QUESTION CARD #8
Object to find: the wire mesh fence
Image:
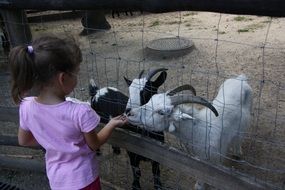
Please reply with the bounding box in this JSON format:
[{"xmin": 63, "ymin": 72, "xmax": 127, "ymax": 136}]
[{"xmin": 0, "ymin": 9, "xmax": 284, "ymax": 189}]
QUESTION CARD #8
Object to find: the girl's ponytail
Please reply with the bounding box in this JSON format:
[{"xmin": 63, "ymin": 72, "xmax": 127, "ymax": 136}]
[{"xmin": 10, "ymin": 45, "xmax": 36, "ymax": 104}]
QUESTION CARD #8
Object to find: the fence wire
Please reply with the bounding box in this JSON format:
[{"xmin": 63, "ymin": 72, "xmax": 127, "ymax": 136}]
[{"xmin": 0, "ymin": 10, "xmax": 284, "ymax": 189}]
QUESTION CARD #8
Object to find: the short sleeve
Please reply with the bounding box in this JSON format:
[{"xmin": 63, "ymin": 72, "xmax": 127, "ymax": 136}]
[
  {"xmin": 78, "ymin": 105, "xmax": 100, "ymax": 133},
  {"xmin": 19, "ymin": 102, "xmax": 30, "ymax": 131}
]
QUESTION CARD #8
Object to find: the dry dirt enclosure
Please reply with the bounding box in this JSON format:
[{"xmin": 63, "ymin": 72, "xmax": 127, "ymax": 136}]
[{"xmin": 0, "ymin": 10, "xmax": 285, "ymax": 189}]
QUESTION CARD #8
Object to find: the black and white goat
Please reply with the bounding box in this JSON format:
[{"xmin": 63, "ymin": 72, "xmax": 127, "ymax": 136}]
[
  {"xmin": 127, "ymin": 75, "xmax": 252, "ymax": 189},
  {"xmin": 89, "ymin": 68, "xmax": 168, "ymax": 190}
]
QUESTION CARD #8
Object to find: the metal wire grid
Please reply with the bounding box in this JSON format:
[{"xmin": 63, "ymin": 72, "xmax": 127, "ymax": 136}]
[{"xmin": 0, "ymin": 10, "xmax": 284, "ymax": 189}]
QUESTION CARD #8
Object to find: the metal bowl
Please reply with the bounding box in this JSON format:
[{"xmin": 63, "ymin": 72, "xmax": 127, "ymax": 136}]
[{"xmin": 147, "ymin": 37, "xmax": 194, "ymax": 53}]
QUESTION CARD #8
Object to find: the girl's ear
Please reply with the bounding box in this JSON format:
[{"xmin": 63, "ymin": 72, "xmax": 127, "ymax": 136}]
[{"xmin": 57, "ymin": 72, "xmax": 66, "ymax": 87}]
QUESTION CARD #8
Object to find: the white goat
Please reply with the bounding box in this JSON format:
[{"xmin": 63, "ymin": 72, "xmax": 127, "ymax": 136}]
[{"xmin": 127, "ymin": 75, "xmax": 252, "ymax": 189}]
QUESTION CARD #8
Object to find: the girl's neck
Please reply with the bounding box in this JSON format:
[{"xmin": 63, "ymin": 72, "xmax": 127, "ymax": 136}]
[{"xmin": 36, "ymin": 88, "xmax": 66, "ymax": 105}]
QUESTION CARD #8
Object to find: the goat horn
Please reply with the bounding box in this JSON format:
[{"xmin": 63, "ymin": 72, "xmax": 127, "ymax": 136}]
[
  {"xmin": 169, "ymin": 94, "xmax": 219, "ymax": 117},
  {"xmin": 166, "ymin": 84, "xmax": 197, "ymax": 96},
  {"xmin": 138, "ymin": 70, "xmax": 145, "ymax": 78},
  {"xmin": 146, "ymin": 68, "xmax": 168, "ymax": 81}
]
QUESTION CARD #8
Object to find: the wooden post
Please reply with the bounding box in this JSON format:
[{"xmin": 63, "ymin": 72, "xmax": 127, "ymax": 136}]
[
  {"xmin": 80, "ymin": 10, "xmax": 111, "ymax": 36},
  {"xmin": 0, "ymin": 9, "xmax": 32, "ymax": 47}
]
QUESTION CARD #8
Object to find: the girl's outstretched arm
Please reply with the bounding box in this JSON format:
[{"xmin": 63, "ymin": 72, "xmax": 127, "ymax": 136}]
[
  {"xmin": 84, "ymin": 115, "xmax": 128, "ymax": 151},
  {"xmin": 18, "ymin": 128, "xmax": 40, "ymax": 147}
]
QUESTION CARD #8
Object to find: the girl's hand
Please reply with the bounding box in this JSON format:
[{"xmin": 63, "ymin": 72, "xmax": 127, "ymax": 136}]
[
  {"xmin": 84, "ymin": 114, "xmax": 128, "ymax": 151},
  {"xmin": 109, "ymin": 115, "xmax": 128, "ymax": 128}
]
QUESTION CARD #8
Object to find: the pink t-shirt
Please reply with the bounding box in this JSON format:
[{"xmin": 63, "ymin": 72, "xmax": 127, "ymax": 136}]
[{"xmin": 19, "ymin": 97, "xmax": 100, "ymax": 190}]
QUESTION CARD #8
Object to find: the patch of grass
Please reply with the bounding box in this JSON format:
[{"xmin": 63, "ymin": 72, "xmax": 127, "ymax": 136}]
[
  {"xmin": 248, "ymin": 23, "xmax": 265, "ymax": 30},
  {"xmin": 213, "ymin": 29, "xmax": 226, "ymax": 34},
  {"xmin": 237, "ymin": 29, "xmax": 250, "ymax": 33},
  {"xmin": 149, "ymin": 20, "xmax": 160, "ymax": 27},
  {"xmin": 183, "ymin": 12, "xmax": 198, "ymax": 16},
  {"xmin": 233, "ymin": 16, "xmax": 253, "ymax": 22},
  {"xmin": 33, "ymin": 26, "xmax": 48, "ymax": 32},
  {"xmin": 165, "ymin": 21, "xmax": 180, "ymax": 25},
  {"xmin": 261, "ymin": 20, "xmax": 271, "ymax": 23},
  {"xmin": 238, "ymin": 23, "xmax": 265, "ymax": 33},
  {"xmin": 127, "ymin": 23, "xmax": 137, "ymax": 27}
]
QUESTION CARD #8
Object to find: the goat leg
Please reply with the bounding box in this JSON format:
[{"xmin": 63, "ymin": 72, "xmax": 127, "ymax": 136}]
[
  {"xmin": 152, "ymin": 161, "xmax": 162, "ymax": 190},
  {"xmin": 128, "ymin": 152, "xmax": 142, "ymax": 190}
]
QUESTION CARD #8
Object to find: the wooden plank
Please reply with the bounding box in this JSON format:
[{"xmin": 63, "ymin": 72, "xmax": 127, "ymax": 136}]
[
  {"xmin": 109, "ymin": 128, "xmax": 278, "ymax": 190},
  {"xmin": 0, "ymin": 135, "xmax": 44, "ymax": 150},
  {"xmin": 0, "ymin": 131, "xmax": 278, "ymax": 190},
  {"xmin": 1, "ymin": 0, "xmax": 285, "ymax": 17},
  {"xmin": 0, "ymin": 106, "xmax": 19, "ymax": 122},
  {"xmin": 27, "ymin": 10, "xmax": 83, "ymax": 23},
  {"xmin": 0, "ymin": 135, "xmax": 18, "ymax": 146},
  {"xmin": 0, "ymin": 155, "xmax": 46, "ymax": 173}
]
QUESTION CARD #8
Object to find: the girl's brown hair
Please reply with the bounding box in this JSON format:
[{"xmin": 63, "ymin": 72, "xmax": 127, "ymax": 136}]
[{"xmin": 9, "ymin": 35, "xmax": 82, "ymax": 104}]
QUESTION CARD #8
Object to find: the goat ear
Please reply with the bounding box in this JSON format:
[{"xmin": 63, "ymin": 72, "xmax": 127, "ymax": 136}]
[
  {"xmin": 152, "ymin": 71, "xmax": 167, "ymax": 87},
  {"xmin": 89, "ymin": 79, "xmax": 98, "ymax": 97},
  {"xmin": 172, "ymin": 109, "xmax": 194, "ymax": 121},
  {"xmin": 180, "ymin": 113, "xmax": 194, "ymax": 120},
  {"xmin": 124, "ymin": 76, "xmax": 132, "ymax": 86},
  {"xmin": 157, "ymin": 106, "xmax": 173, "ymax": 116}
]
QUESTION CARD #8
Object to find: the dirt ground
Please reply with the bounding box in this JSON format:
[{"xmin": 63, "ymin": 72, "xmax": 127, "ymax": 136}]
[{"xmin": 0, "ymin": 10, "xmax": 284, "ymax": 189}]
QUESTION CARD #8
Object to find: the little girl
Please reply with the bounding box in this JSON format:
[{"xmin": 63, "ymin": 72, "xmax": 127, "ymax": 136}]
[{"xmin": 9, "ymin": 35, "xmax": 128, "ymax": 190}]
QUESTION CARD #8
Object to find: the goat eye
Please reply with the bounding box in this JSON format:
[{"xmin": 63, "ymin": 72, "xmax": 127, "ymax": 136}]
[{"xmin": 157, "ymin": 110, "xmax": 165, "ymax": 115}]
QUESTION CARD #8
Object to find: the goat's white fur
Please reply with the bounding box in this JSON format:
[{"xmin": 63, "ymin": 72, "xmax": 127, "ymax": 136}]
[
  {"xmin": 65, "ymin": 97, "xmax": 90, "ymax": 105},
  {"xmin": 126, "ymin": 78, "xmax": 147, "ymax": 109},
  {"xmin": 127, "ymin": 75, "xmax": 252, "ymax": 189},
  {"xmin": 93, "ymin": 87, "xmax": 119, "ymax": 102}
]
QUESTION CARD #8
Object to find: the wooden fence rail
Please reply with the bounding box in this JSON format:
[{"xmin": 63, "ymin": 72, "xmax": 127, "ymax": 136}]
[
  {"xmin": 0, "ymin": 106, "xmax": 279, "ymax": 190},
  {"xmin": 1, "ymin": 0, "xmax": 285, "ymax": 17}
]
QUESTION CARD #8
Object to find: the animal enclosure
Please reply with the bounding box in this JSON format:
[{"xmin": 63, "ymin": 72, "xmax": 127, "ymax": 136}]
[{"xmin": 0, "ymin": 6, "xmax": 284, "ymax": 190}]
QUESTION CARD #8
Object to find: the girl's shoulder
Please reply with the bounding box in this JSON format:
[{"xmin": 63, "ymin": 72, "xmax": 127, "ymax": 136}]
[
  {"xmin": 20, "ymin": 96, "xmax": 36, "ymax": 105},
  {"xmin": 19, "ymin": 97, "xmax": 37, "ymax": 120},
  {"xmin": 65, "ymin": 99, "xmax": 100, "ymax": 129}
]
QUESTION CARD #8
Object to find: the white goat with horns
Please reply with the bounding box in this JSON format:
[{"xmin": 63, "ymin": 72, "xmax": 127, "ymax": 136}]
[{"xmin": 127, "ymin": 75, "xmax": 253, "ymax": 189}]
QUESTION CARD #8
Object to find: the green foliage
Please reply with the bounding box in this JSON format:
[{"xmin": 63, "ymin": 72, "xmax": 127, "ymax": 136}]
[
  {"xmin": 183, "ymin": 12, "xmax": 198, "ymax": 16},
  {"xmin": 233, "ymin": 16, "xmax": 253, "ymax": 22},
  {"xmin": 238, "ymin": 23, "xmax": 265, "ymax": 33},
  {"xmin": 238, "ymin": 29, "xmax": 249, "ymax": 33},
  {"xmin": 149, "ymin": 20, "xmax": 160, "ymax": 27}
]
